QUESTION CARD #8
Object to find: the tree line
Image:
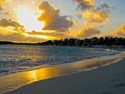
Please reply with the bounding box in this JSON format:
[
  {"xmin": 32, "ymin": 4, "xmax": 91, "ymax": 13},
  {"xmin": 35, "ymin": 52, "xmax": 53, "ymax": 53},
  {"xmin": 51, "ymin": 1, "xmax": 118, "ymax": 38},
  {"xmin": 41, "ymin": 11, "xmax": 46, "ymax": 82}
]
[
  {"xmin": 0, "ymin": 37, "xmax": 125, "ymax": 47},
  {"xmin": 38, "ymin": 37, "xmax": 125, "ymax": 47}
]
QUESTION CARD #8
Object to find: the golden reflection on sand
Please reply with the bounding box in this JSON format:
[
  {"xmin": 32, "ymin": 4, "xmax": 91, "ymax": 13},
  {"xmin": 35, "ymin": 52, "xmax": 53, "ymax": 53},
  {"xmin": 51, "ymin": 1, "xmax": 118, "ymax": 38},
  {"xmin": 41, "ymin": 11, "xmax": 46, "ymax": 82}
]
[
  {"xmin": 31, "ymin": 71, "xmax": 37, "ymax": 81},
  {"xmin": 0, "ymin": 52, "xmax": 124, "ymax": 94},
  {"xmin": 0, "ymin": 67, "xmax": 63, "ymax": 94},
  {"xmin": 27, "ymin": 67, "xmax": 60, "ymax": 82}
]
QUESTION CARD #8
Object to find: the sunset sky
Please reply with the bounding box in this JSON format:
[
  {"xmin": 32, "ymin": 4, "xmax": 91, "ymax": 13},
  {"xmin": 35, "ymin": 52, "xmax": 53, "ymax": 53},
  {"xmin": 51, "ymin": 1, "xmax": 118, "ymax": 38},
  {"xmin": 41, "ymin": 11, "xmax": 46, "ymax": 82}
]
[{"xmin": 0, "ymin": 0, "xmax": 124, "ymax": 42}]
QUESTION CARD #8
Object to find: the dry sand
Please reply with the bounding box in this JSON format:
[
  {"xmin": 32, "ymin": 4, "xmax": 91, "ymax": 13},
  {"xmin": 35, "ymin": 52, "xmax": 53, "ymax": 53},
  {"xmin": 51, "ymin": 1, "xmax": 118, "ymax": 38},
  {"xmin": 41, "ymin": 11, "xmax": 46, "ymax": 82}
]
[{"xmin": 5, "ymin": 58, "xmax": 125, "ymax": 94}]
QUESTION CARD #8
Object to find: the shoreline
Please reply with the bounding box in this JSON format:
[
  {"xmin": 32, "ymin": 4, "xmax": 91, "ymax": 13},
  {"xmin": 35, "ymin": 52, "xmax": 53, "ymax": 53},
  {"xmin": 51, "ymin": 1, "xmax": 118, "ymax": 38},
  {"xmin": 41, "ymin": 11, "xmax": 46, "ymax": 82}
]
[
  {"xmin": 0, "ymin": 51, "xmax": 124, "ymax": 94},
  {"xmin": 0, "ymin": 47, "xmax": 121, "ymax": 77},
  {"xmin": 5, "ymin": 58, "xmax": 125, "ymax": 94}
]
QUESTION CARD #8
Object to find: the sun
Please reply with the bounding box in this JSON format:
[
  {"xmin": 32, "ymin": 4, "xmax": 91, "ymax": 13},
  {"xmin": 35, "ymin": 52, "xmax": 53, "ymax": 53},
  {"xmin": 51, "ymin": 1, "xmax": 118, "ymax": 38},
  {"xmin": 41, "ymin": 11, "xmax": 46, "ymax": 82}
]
[
  {"xmin": 15, "ymin": 5, "xmax": 57, "ymax": 40},
  {"xmin": 16, "ymin": 5, "xmax": 45, "ymax": 32}
]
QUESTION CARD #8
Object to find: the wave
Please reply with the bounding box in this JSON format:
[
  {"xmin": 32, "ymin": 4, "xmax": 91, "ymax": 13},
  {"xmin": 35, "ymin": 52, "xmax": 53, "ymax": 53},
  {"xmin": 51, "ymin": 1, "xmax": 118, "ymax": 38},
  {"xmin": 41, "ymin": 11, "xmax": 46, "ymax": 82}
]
[
  {"xmin": 62, "ymin": 51, "xmax": 125, "ymax": 73},
  {"xmin": 0, "ymin": 51, "xmax": 124, "ymax": 94},
  {"xmin": 0, "ymin": 47, "xmax": 122, "ymax": 77}
]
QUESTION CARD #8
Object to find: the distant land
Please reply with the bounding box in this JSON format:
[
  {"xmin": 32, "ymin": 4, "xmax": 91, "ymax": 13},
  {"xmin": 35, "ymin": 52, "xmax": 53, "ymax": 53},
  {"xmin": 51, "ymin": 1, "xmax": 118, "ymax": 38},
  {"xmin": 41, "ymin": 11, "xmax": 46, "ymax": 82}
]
[{"xmin": 0, "ymin": 37, "xmax": 125, "ymax": 48}]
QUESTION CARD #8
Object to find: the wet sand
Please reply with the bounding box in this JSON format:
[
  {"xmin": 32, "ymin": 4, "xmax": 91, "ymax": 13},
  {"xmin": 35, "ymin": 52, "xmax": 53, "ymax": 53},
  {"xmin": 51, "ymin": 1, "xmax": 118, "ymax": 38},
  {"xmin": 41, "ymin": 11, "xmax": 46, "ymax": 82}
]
[{"xmin": 5, "ymin": 58, "xmax": 125, "ymax": 94}]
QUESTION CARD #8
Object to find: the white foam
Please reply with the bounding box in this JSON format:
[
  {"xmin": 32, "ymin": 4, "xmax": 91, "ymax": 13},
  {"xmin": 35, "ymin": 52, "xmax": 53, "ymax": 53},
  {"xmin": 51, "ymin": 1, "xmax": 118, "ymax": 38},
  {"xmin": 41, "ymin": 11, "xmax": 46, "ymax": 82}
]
[{"xmin": 58, "ymin": 51, "xmax": 125, "ymax": 73}]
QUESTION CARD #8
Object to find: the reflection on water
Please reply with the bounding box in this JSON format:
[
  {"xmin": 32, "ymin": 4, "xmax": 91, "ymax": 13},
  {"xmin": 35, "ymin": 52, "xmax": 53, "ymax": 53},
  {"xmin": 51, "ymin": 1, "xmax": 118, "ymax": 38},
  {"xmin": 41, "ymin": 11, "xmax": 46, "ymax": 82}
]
[
  {"xmin": 0, "ymin": 52, "xmax": 124, "ymax": 94},
  {"xmin": 0, "ymin": 45, "xmax": 120, "ymax": 77},
  {"xmin": 31, "ymin": 71, "xmax": 37, "ymax": 81},
  {"xmin": 27, "ymin": 67, "xmax": 61, "ymax": 83}
]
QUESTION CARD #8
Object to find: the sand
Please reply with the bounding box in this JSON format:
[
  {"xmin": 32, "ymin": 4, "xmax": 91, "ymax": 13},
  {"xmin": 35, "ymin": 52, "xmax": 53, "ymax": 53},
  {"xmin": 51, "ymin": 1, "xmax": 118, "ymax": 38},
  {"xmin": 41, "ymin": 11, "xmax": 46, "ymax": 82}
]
[{"xmin": 5, "ymin": 58, "xmax": 125, "ymax": 94}]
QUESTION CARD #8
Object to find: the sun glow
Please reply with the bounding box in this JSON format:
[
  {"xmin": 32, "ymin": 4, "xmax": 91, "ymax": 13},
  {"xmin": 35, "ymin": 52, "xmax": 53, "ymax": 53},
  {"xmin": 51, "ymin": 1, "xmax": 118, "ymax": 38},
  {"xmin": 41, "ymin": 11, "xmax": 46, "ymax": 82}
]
[
  {"xmin": 22, "ymin": 33, "xmax": 56, "ymax": 40},
  {"xmin": 16, "ymin": 5, "xmax": 45, "ymax": 32}
]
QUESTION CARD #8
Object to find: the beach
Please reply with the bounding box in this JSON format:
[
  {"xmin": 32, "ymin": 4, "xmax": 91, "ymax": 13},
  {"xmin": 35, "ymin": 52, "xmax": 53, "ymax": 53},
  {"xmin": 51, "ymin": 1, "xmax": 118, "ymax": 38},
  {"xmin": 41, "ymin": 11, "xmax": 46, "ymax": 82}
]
[
  {"xmin": 0, "ymin": 0, "xmax": 124, "ymax": 93},
  {"xmin": 5, "ymin": 55, "xmax": 125, "ymax": 94}
]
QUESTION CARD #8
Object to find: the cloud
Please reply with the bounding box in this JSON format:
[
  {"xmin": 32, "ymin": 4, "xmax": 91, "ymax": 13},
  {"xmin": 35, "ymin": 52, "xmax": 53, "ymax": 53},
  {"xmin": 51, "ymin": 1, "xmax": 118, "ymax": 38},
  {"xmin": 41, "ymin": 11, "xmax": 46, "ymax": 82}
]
[
  {"xmin": 0, "ymin": 18, "xmax": 22, "ymax": 27},
  {"xmin": 0, "ymin": 0, "xmax": 11, "ymax": 15},
  {"xmin": 0, "ymin": 18, "xmax": 25, "ymax": 32},
  {"xmin": 27, "ymin": 30, "xmax": 72, "ymax": 39},
  {"xmin": 81, "ymin": 9, "xmax": 108, "ymax": 23},
  {"xmin": 80, "ymin": 2, "xmax": 112, "ymax": 23},
  {"xmin": 74, "ymin": 0, "xmax": 95, "ymax": 11},
  {"xmin": 75, "ymin": 1, "xmax": 112, "ymax": 38},
  {"xmin": 113, "ymin": 24, "xmax": 125, "ymax": 37},
  {"xmin": 0, "ymin": 0, "xmax": 5, "ymax": 10},
  {"xmin": 77, "ymin": 25, "xmax": 100, "ymax": 38},
  {"xmin": 0, "ymin": 5, "xmax": 2, "ymax": 10},
  {"xmin": 38, "ymin": 1, "xmax": 74, "ymax": 32},
  {"xmin": 1, "ymin": 10, "xmax": 10, "ymax": 15},
  {"xmin": 0, "ymin": 33, "xmax": 46, "ymax": 42}
]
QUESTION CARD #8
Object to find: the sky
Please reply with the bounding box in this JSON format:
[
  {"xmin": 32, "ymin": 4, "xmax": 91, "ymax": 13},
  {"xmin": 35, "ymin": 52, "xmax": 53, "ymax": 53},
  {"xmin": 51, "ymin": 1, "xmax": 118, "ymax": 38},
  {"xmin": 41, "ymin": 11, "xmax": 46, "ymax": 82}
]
[{"xmin": 0, "ymin": 0, "xmax": 124, "ymax": 42}]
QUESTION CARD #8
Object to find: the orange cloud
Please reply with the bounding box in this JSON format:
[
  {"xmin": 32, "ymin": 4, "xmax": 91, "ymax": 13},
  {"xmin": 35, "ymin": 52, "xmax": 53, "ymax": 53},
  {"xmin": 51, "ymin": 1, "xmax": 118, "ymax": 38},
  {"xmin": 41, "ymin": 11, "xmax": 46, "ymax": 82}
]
[
  {"xmin": 77, "ymin": 25, "xmax": 100, "ymax": 38},
  {"xmin": 0, "ymin": 18, "xmax": 25, "ymax": 32},
  {"xmin": 81, "ymin": 9, "xmax": 109, "ymax": 23},
  {"xmin": 38, "ymin": 1, "xmax": 74, "ymax": 32},
  {"xmin": 81, "ymin": 2, "xmax": 112, "ymax": 23},
  {"xmin": 113, "ymin": 24, "xmax": 125, "ymax": 37},
  {"xmin": 0, "ymin": 0, "xmax": 5, "ymax": 10},
  {"xmin": 1, "ymin": 10, "xmax": 10, "ymax": 15},
  {"xmin": 74, "ymin": 0, "xmax": 95, "ymax": 11},
  {"xmin": 0, "ymin": 33, "xmax": 47, "ymax": 43},
  {"xmin": 27, "ymin": 30, "xmax": 72, "ymax": 39},
  {"xmin": 75, "ymin": 1, "xmax": 112, "ymax": 38},
  {"xmin": 0, "ymin": 18, "xmax": 22, "ymax": 27},
  {"xmin": 0, "ymin": 0, "xmax": 11, "ymax": 14}
]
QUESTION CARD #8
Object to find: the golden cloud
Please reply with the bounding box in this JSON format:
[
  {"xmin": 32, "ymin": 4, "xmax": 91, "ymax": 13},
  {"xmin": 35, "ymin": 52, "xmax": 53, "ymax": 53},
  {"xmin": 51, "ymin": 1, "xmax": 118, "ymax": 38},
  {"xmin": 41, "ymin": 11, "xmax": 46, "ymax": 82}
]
[
  {"xmin": 81, "ymin": 2, "xmax": 112, "ymax": 23},
  {"xmin": 0, "ymin": 0, "xmax": 5, "ymax": 10},
  {"xmin": 81, "ymin": 9, "xmax": 109, "ymax": 23},
  {"xmin": 0, "ymin": 18, "xmax": 22, "ymax": 27},
  {"xmin": 1, "ymin": 10, "xmax": 10, "ymax": 15},
  {"xmin": 113, "ymin": 24, "xmax": 125, "ymax": 37},
  {"xmin": 0, "ymin": 32, "xmax": 47, "ymax": 42},
  {"xmin": 77, "ymin": 25, "xmax": 100, "ymax": 38},
  {"xmin": 0, "ymin": 0, "xmax": 11, "ymax": 15},
  {"xmin": 75, "ymin": 1, "xmax": 112, "ymax": 38},
  {"xmin": 38, "ymin": 1, "xmax": 74, "ymax": 32},
  {"xmin": 0, "ymin": 18, "xmax": 25, "ymax": 32},
  {"xmin": 74, "ymin": 0, "xmax": 95, "ymax": 11},
  {"xmin": 27, "ymin": 30, "xmax": 72, "ymax": 39}
]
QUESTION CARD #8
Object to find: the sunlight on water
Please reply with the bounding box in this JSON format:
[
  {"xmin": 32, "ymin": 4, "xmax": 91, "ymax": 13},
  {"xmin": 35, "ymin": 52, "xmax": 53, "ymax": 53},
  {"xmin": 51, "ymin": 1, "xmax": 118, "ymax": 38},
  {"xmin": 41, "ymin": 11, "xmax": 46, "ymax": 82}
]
[
  {"xmin": 0, "ymin": 51, "xmax": 124, "ymax": 94},
  {"xmin": 0, "ymin": 45, "xmax": 120, "ymax": 77},
  {"xmin": 31, "ymin": 71, "xmax": 37, "ymax": 81}
]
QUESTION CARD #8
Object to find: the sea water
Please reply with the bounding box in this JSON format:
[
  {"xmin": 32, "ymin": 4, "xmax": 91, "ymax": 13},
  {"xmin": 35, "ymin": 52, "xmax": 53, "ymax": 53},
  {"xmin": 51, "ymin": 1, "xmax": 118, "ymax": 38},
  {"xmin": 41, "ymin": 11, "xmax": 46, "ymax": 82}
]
[{"xmin": 0, "ymin": 44, "xmax": 121, "ymax": 77}]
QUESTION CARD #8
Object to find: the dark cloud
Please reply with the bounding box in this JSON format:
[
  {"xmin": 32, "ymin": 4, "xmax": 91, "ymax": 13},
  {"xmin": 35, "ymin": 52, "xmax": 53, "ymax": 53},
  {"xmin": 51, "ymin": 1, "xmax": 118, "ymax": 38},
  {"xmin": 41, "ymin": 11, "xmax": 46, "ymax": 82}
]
[
  {"xmin": 74, "ymin": 0, "xmax": 95, "ymax": 11},
  {"xmin": 38, "ymin": 1, "xmax": 74, "ymax": 32},
  {"xmin": 77, "ymin": 25, "xmax": 100, "ymax": 38},
  {"xmin": 0, "ymin": 18, "xmax": 25, "ymax": 32},
  {"xmin": 0, "ymin": 18, "xmax": 21, "ymax": 27},
  {"xmin": 75, "ymin": 1, "xmax": 113, "ymax": 38}
]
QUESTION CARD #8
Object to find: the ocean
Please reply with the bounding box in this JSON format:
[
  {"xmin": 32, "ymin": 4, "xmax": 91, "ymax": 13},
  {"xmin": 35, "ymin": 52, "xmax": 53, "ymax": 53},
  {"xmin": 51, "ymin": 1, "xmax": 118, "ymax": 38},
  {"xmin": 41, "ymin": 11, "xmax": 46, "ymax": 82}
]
[{"xmin": 0, "ymin": 44, "xmax": 121, "ymax": 77}]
